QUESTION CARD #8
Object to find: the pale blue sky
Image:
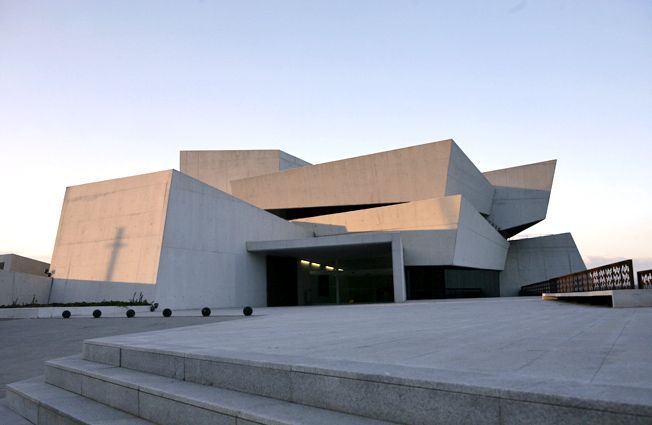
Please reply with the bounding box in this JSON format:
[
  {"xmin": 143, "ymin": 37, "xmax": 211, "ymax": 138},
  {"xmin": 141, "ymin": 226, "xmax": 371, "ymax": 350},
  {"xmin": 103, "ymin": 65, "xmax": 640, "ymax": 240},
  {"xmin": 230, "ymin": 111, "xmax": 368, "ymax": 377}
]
[{"xmin": 1, "ymin": 0, "xmax": 650, "ymax": 269}]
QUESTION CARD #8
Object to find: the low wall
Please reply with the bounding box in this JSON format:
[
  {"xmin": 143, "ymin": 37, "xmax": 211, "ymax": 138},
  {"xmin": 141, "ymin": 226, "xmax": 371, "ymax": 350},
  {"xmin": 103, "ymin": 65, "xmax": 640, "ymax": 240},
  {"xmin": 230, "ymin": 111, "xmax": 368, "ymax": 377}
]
[
  {"xmin": 0, "ymin": 305, "xmax": 152, "ymax": 319},
  {"xmin": 542, "ymin": 289, "xmax": 652, "ymax": 308},
  {"xmin": 49, "ymin": 279, "xmax": 156, "ymax": 304},
  {"xmin": 0, "ymin": 270, "xmax": 52, "ymax": 306}
]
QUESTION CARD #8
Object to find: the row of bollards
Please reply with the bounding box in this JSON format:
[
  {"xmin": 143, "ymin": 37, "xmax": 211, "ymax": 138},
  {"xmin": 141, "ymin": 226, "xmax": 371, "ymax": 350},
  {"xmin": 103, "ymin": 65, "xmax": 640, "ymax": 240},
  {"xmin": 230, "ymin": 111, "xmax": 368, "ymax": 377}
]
[{"xmin": 61, "ymin": 305, "xmax": 254, "ymax": 319}]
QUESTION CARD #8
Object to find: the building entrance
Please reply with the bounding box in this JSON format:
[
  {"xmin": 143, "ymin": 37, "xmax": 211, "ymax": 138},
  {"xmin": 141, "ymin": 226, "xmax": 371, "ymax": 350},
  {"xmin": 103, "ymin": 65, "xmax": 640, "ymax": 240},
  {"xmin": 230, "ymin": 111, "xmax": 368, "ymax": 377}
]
[{"xmin": 264, "ymin": 244, "xmax": 394, "ymax": 306}]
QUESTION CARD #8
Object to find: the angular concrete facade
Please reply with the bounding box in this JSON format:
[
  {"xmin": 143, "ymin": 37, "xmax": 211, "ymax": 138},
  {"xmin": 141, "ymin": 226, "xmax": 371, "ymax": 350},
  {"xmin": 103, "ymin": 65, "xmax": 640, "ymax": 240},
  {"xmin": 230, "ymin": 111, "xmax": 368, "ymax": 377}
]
[
  {"xmin": 483, "ymin": 160, "xmax": 557, "ymax": 237},
  {"xmin": 47, "ymin": 139, "xmax": 585, "ymax": 308},
  {"xmin": 180, "ymin": 149, "xmax": 310, "ymax": 194}
]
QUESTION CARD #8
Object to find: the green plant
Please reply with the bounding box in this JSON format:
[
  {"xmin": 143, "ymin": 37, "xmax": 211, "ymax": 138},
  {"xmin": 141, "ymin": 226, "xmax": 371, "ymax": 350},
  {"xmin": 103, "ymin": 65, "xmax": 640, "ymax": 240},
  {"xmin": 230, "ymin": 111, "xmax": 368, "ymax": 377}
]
[{"xmin": 0, "ymin": 299, "xmax": 151, "ymax": 309}]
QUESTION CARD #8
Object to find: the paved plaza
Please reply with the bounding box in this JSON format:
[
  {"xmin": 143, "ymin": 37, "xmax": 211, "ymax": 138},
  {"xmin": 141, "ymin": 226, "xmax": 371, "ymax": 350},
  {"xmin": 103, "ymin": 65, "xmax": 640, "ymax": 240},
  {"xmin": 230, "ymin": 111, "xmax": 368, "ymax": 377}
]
[
  {"xmin": 3, "ymin": 298, "xmax": 652, "ymax": 424},
  {"xmin": 87, "ymin": 298, "xmax": 652, "ymax": 393}
]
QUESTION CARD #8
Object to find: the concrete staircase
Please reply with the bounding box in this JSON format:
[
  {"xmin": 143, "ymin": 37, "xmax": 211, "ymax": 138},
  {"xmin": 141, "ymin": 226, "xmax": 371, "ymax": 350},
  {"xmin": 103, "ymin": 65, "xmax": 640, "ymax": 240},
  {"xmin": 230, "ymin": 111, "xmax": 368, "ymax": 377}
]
[
  {"xmin": 6, "ymin": 351, "xmax": 396, "ymax": 424},
  {"xmin": 7, "ymin": 337, "xmax": 652, "ymax": 425}
]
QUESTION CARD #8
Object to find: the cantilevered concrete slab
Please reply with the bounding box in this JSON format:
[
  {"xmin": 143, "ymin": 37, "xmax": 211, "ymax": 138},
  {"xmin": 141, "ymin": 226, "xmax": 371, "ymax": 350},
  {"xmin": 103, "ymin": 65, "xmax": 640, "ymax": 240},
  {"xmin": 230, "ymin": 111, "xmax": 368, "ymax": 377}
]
[
  {"xmin": 251, "ymin": 193, "xmax": 509, "ymax": 272},
  {"xmin": 231, "ymin": 140, "xmax": 495, "ymax": 215},
  {"xmin": 292, "ymin": 195, "xmax": 464, "ymax": 235},
  {"xmin": 180, "ymin": 149, "xmax": 310, "ymax": 194},
  {"xmin": 248, "ymin": 232, "xmax": 407, "ymax": 302},
  {"xmin": 483, "ymin": 160, "xmax": 556, "ymax": 237}
]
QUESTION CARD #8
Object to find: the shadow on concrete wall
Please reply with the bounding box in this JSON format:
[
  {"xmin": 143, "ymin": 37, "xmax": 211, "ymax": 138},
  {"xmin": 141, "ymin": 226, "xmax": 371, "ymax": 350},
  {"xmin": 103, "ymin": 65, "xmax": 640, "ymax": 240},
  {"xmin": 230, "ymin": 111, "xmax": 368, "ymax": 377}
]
[{"xmin": 105, "ymin": 227, "xmax": 126, "ymax": 282}]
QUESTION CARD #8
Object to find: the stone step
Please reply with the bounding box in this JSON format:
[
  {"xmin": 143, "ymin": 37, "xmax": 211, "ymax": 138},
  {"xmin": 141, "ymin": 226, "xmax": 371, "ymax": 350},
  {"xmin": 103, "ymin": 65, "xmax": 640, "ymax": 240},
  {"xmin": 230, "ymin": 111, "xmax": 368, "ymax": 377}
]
[
  {"xmin": 81, "ymin": 339, "xmax": 652, "ymax": 425},
  {"xmin": 5, "ymin": 376, "xmax": 154, "ymax": 424},
  {"xmin": 44, "ymin": 355, "xmax": 396, "ymax": 425},
  {"xmin": 0, "ymin": 398, "xmax": 33, "ymax": 425}
]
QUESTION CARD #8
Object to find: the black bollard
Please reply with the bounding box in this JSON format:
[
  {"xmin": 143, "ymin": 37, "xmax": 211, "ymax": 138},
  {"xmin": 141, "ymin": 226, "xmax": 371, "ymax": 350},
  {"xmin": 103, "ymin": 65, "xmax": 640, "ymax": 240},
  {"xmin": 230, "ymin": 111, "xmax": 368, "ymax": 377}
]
[
  {"xmin": 243, "ymin": 306, "xmax": 253, "ymax": 316},
  {"xmin": 92, "ymin": 309, "xmax": 102, "ymax": 318},
  {"xmin": 201, "ymin": 307, "xmax": 211, "ymax": 317},
  {"xmin": 162, "ymin": 308, "xmax": 172, "ymax": 317},
  {"xmin": 126, "ymin": 309, "xmax": 135, "ymax": 318},
  {"xmin": 62, "ymin": 310, "xmax": 71, "ymax": 319}
]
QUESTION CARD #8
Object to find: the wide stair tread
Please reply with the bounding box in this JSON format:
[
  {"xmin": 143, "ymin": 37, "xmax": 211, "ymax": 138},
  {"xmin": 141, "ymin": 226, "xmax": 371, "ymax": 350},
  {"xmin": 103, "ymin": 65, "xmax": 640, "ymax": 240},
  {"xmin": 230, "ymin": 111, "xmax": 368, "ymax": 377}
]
[
  {"xmin": 6, "ymin": 376, "xmax": 154, "ymax": 424},
  {"xmin": 45, "ymin": 355, "xmax": 397, "ymax": 425}
]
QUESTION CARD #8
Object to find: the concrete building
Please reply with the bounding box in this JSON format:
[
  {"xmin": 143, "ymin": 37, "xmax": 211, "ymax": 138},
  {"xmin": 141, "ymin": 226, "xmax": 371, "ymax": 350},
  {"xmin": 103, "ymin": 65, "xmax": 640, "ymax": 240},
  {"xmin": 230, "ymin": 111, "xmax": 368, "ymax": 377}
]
[
  {"xmin": 0, "ymin": 254, "xmax": 52, "ymax": 306},
  {"xmin": 0, "ymin": 254, "xmax": 49, "ymax": 277},
  {"xmin": 46, "ymin": 139, "xmax": 585, "ymax": 309}
]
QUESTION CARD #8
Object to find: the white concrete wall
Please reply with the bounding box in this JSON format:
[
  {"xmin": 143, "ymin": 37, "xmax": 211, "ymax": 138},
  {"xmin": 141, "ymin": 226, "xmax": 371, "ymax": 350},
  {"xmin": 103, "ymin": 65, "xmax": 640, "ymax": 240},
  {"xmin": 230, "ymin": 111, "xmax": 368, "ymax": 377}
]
[
  {"xmin": 154, "ymin": 171, "xmax": 313, "ymax": 310},
  {"xmin": 49, "ymin": 278, "xmax": 155, "ymax": 304},
  {"xmin": 445, "ymin": 143, "xmax": 495, "ymax": 215},
  {"xmin": 500, "ymin": 233, "xmax": 586, "ymax": 296},
  {"xmin": 401, "ymin": 230, "xmax": 459, "ymax": 266},
  {"xmin": 452, "ymin": 197, "xmax": 509, "ymax": 270},
  {"xmin": 49, "ymin": 171, "xmax": 172, "ymax": 284},
  {"xmin": 0, "ymin": 270, "xmax": 52, "ymax": 306}
]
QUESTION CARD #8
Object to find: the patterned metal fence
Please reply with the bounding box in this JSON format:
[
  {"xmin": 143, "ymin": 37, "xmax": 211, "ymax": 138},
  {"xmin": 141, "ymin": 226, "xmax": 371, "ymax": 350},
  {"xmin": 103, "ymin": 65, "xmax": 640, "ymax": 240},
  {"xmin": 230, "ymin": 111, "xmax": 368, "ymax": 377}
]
[
  {"xmin": 638, "ymin": 269, "xmax": 652, "ymax": 289},
  {"xmin": 520, "ymin": 260, "xmax": 635, "ymax": 296}
]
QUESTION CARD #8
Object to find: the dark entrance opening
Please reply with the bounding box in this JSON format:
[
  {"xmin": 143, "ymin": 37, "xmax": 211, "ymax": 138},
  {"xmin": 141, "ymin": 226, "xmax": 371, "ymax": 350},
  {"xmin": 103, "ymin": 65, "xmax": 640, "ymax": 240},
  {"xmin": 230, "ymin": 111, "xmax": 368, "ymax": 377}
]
[
  {"xmin": 262, "ymin": 242, "xmax": 395, "ymax": 306},
  {"xmin": 300, "ymin": 259, "xmax": 394, "ymax": 305},
  {"xmin": 266, "ymin": 255, "xmax": 298, "ymax": 306},
  {"xmin": 405, "ymin": 266, "xmax": 499, "ymax": 300}
]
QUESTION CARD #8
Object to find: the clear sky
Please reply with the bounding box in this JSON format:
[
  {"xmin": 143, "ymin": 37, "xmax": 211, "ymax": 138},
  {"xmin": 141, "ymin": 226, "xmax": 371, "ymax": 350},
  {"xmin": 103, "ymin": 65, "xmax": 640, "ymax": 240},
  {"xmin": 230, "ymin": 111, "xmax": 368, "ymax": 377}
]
[{"xmin": 1, "ymin": 0, "xmax": 650, "ymax": 270}]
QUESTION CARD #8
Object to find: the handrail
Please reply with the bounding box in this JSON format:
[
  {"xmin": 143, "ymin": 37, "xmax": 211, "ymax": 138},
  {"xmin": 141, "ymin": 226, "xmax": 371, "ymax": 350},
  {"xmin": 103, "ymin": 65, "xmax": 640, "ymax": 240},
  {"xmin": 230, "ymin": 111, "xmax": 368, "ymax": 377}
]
[
  {"xmin": 520, "ymin": 260, "xmax": 635, "ymax": 296},
  {"xmin": 638, "ymin": 269, "xmax": 652, "ymax": 289}
]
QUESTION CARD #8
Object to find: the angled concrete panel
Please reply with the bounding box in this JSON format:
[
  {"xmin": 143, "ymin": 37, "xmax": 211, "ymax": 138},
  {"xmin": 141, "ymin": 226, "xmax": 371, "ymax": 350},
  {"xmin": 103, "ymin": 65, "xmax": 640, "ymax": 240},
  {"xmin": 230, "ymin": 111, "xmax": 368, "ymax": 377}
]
[
  {"xmin": 180, "ymin": 150, "xmax": 310, "ymax": 194},
  {"xmin": 154, "ymin": 171, "xmax": 312, "ymax": 309},
  {"xmin": 445, "ymin": 143, "xmax": 495, "ymax": 215},
  {"xmin": 484, "ymin": 160, "xmax": 556, "ymax": 191},
  {"xmin": 487, "ymin": 187, "xmax": 551, "ymax": 235},
  {"xmin": 230, "ymin": 140, "xmax": 456, "ymax": 210},
  {"xmin": 49, "ymin": 171, "xmax": 172, "ymax": 284},
  {"xmin": 453, "ymin": 198, "xmax": 509, "ymax": 270},
  {"xmin": 401, "ymin": 230, "xmax": 459, "ymax": 266},
  {"xmin": 290, "ymin": 194, "xmax": 507, "ymax": 270},
  {"xmin": 398, "ymin": 198, "xmax": 507, "ymax": 270},
  {"xmin": 484, "ymin": 160, "xmax": 556, "ymax": 236},
  {"xmin": 279, "ymin": 151, "xmax": 312, "ymax": 170},
  {"xmin": 292, "ymin": 196, "xmax": 463, "ymax": 236},
  {"xmin": 500, "ymin": 233, "xmax": 586, "ymax": 296}
]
